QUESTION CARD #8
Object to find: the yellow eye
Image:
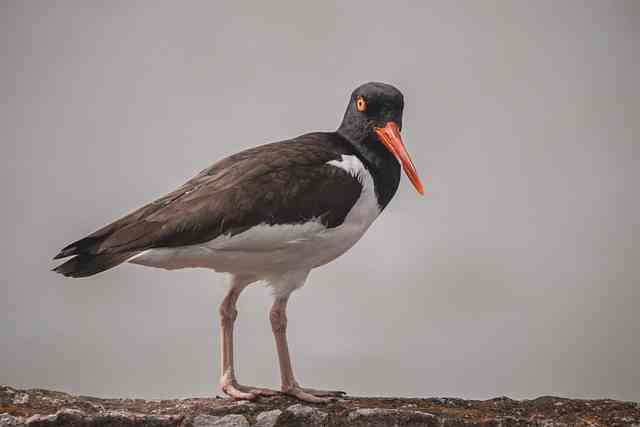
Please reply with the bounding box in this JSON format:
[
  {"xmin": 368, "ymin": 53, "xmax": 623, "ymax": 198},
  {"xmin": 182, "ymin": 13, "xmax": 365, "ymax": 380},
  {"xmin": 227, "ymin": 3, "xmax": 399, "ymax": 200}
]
[{"xmin": 356, "ymin": 96, "xmax": 367, "ymax": 112}]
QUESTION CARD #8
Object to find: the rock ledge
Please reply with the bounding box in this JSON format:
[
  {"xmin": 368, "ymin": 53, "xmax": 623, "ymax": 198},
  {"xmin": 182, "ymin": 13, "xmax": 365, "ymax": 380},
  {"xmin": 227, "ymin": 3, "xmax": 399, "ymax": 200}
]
[{"xmin": 1, "ymin": 385, "xmax": 639, "ymax": 426}]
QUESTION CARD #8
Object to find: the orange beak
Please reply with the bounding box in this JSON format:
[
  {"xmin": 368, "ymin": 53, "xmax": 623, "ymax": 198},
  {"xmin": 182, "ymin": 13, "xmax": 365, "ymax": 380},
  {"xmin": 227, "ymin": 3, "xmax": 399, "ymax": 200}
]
[{"xmin": 374, "ymin": 122, "xmax": 425, "ymax": 195}]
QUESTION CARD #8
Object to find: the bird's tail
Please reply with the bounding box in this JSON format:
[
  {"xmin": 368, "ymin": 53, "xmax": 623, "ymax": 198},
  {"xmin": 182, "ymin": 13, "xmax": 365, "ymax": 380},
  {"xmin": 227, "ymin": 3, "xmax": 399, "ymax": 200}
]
[{"xmin": 52, "ymin": 253, "xmax": 133, "ymax": 278}]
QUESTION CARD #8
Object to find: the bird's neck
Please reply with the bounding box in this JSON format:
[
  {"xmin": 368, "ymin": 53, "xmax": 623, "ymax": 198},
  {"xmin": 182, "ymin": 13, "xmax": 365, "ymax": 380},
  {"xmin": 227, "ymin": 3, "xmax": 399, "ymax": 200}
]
[{"xmin": 336, "ymin": 130, "xmax": 401, "ymax": 210}]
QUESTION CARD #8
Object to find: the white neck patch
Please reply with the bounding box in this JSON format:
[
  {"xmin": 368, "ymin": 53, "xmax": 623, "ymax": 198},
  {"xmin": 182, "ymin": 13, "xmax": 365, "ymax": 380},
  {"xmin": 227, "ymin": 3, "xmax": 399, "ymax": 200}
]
[{"xmin": 326, "ymin": 154, "xmax": 381, "ymax": 218}]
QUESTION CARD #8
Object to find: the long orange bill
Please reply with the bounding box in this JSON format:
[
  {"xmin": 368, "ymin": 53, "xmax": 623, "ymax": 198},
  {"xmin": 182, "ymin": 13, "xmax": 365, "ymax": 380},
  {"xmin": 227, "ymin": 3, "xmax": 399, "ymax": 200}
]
[{"xmin": 374, "ymin": 121, "xmax": 425, "ymax": 195}]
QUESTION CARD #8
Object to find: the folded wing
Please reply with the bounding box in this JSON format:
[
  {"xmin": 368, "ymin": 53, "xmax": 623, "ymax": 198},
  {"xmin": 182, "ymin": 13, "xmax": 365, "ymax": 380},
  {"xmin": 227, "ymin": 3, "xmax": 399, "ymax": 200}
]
[{"xmin": 53, "ymin": 133, "xmax": 361, "ymax": 277}]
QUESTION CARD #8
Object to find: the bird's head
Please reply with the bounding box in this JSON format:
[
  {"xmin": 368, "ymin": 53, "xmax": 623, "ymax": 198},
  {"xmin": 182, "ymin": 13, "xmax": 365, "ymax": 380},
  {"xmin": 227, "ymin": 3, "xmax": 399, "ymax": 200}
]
[{"xmin": 338, "ymin": 82, "xmax": 424, "ymax": 194}]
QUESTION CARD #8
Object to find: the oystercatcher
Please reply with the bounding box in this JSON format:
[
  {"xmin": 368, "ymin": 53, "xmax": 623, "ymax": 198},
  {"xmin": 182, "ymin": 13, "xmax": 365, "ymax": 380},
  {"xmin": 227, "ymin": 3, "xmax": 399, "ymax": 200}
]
[{"xmin": 53, "ymin": 82, "xmax": 424, "ymax": 403}]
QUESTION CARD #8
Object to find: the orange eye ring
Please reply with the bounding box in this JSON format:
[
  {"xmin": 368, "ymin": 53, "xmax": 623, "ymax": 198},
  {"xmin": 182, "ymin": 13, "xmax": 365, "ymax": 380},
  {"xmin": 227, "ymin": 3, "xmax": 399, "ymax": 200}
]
[{"xmin": 356, "ymin": 96, "xmax": 367, "ymax": 112}]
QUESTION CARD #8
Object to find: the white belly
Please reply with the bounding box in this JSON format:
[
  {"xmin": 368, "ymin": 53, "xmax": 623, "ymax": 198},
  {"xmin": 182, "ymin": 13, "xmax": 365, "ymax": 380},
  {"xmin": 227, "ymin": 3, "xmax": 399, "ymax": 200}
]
[{"xmin": 129, "ymin": 155, "xmax": 381, "ymax": 277}]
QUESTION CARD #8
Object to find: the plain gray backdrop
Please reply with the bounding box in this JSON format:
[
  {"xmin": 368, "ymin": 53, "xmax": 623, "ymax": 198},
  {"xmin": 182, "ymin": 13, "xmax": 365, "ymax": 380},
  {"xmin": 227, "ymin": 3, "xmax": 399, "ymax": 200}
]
[{"xmin": 2, "ymin": 1, "xmax": 638, "ymax": 401}]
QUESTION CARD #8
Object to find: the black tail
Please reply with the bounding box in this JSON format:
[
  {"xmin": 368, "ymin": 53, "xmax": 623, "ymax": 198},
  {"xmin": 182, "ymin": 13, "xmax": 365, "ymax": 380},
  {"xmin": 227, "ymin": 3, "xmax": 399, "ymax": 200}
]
[
  {"xmin": 53, "ymin": 236, "xmax": 104, "ymax": 260},
  {"xmin": 52, "ymin": 253, "xmax": 133, "ymax": 278}
]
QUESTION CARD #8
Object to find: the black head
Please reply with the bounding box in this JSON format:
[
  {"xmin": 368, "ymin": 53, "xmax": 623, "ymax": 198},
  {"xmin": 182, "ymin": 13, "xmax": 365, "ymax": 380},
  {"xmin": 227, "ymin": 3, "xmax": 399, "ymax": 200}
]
[
  {"xmin": 338, "ymin": 82, "xmax": 405, "ymax": 142},
  {"xmin": 337, "ymin": 82, "xmax": 423, "ymax": 195}
]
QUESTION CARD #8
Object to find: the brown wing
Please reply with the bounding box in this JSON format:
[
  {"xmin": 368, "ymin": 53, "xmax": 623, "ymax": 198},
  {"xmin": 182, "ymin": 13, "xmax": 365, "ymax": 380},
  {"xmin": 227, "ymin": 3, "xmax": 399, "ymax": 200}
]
[{"xmin": 54, "ymin": 132, "xmax": 362, "ymax": 258}]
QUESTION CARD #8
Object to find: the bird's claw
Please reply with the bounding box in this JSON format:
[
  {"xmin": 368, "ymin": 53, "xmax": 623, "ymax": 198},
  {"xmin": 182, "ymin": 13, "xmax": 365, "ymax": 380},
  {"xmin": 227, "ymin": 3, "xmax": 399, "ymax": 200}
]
[
  {"xmin": 283, "ymin": 386, "xmax": 347, "ymax": 403},
  {"xmin": 300, "ymin": 387, "xmax": 347, "ymax": 397},
  {"xmin": 222, "ymin": 382, "xmax": 280, "ymax": 400},
  {"xmin": 222, "ymin": 383, "xmax": 256, "ymax": 400}
]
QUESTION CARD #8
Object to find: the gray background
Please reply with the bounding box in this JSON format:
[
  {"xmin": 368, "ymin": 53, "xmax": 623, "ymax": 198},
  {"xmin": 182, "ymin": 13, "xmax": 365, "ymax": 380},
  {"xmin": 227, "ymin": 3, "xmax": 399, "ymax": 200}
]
[{"xmin": 2, "ymin": 1, "xmax": 638, "ymax": 401}]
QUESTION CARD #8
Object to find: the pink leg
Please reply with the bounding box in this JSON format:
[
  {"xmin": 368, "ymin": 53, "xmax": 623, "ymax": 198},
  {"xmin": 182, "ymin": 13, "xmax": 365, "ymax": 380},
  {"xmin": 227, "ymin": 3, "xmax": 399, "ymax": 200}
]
[
  {"xmin": 219, "ymin": 274, "xmax": 279, "ymax": 400},
  {"xmin": 270, "ymin": 296, "xmax": 346, "ymax": 403}
]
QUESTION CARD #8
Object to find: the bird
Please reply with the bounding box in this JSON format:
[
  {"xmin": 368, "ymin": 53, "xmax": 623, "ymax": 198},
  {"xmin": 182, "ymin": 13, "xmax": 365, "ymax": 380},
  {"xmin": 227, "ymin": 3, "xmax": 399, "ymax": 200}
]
[{"xmin": 53, "ymin": 82, "xmax": 424, "ymax": 403}]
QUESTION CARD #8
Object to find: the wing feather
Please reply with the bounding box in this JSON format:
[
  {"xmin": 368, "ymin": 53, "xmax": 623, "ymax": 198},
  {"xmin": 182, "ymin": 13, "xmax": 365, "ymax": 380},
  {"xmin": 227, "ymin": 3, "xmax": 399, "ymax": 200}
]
[{"xmin": 54, "ymin": 133, "xmax": 361, "ymax": 259}]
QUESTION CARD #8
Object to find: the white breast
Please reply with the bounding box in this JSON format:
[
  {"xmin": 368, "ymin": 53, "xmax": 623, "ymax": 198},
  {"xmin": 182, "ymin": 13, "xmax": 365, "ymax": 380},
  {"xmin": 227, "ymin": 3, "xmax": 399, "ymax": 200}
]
[{"xmin": 129, "ymin": 155, "xmax": 381, "ymax": 276}]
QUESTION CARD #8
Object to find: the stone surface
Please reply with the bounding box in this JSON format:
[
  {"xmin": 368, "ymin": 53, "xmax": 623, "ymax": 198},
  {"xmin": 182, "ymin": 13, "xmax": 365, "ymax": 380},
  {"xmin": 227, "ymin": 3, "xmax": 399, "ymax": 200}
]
[
  {"xmin": 348, "ymin": 407, "xmax": 438, "ymax": 426},
  {"xmin": 283, "ymin": 404, "xmax": 327, "ymax": 425},
  {"xmin": 1, "ymin": 385, "xmax": 639, "ymax": 426},
  {"xmin": 0, "ymin": 413, "xmax": 22, "ymax": 426},
  {"xmin": 192, "ymin": 414, "xmax": 249, "ymax": 427},
  {"xmin": 254, "ymin": 410, "xmax": 281, "ymax": 427}
]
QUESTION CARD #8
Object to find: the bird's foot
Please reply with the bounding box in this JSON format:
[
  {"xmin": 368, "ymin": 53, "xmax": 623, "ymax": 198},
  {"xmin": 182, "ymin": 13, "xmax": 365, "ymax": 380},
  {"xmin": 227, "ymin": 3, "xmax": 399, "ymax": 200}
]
[
  {"xmin": 300, "ymin": 387, "xmax": 347, "ymax": 397},
  {"xmin": 283, "ymin": 386, "xmax": 347, "ymax": 403},
  {"xmin": 221, "ymin": 381, "xmax": 280, "ymax": 400},
  {"xmin": 236, "ymin": 383, "xmax": 280, "ymax": 397}
]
